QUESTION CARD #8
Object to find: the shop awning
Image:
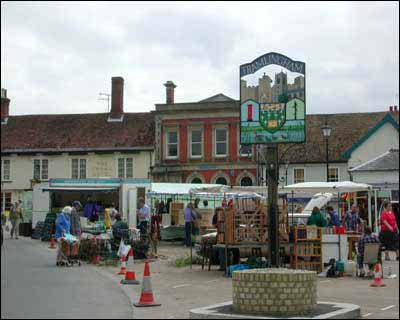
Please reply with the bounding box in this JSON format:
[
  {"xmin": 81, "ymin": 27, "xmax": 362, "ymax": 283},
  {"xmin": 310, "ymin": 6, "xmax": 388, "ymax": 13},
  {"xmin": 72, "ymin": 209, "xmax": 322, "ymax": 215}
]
[
  {"xmin": 42, "ymin": 187, "xmax": 118, "ymax": 192},
  {"xmin": 283, "ymin": 181, "xmax": 374, "ymax": 193}
]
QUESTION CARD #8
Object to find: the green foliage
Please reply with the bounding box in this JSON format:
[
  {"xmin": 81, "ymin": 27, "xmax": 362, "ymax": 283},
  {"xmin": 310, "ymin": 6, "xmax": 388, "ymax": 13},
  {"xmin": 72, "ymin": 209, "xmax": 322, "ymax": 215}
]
[
  {"xmin": 278, "ymin": 92, "xmax": 289, "ymax": 103},
  {"xmin": 175, "ymin": 255, "xmax": 192, "ymax": 267}
]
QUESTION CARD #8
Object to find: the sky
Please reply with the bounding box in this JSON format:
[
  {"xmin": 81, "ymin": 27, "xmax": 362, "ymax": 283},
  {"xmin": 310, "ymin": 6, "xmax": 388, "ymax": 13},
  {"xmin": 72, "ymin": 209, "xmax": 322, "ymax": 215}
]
[{"xmin": 1, "ymin": 1, "xmax": 399, "ymax": 116}]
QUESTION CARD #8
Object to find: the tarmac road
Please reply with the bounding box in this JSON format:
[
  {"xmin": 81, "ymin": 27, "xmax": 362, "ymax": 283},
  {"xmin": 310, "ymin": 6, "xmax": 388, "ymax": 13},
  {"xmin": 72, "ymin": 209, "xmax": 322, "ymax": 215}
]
[{"xmin": 1, "ymin": 235, "xmax": 133, "ymax": 319}]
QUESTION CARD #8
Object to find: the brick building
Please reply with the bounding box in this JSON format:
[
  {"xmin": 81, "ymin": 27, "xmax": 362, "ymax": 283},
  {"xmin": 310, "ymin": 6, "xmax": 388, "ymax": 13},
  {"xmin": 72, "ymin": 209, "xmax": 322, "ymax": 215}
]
[{"xmin": 150, "ymin": 82, "xmax": 257, "ymax": 186}]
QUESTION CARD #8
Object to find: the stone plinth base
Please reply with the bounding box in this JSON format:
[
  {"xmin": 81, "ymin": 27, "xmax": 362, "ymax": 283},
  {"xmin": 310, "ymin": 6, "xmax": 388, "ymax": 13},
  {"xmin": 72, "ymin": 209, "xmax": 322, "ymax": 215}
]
[{"xmin": 189, "ymin": 301, "xmax": 361, "ymax": 319}]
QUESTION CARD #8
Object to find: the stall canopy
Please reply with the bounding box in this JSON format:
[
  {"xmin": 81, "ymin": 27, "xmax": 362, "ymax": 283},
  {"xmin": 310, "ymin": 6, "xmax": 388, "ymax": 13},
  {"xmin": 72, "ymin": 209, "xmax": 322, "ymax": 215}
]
[
  {"xmin": 189, "ymin": 185, "xmax": 266, "ymax": 199},
  {"xmin": 148, "ymin": 183, "xmax": 221, "ymax": 197},
  {"xmin": 283, "ymin": 181, "xmax": 373, "ymax": 193}
]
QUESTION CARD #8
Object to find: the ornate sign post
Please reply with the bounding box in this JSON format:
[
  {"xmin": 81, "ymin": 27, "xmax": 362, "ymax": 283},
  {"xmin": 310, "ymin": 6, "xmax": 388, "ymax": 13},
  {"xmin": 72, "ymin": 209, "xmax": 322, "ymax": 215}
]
[{"xmin": 240, "ymin": 52, "xmax": 306, "ymax": 267}]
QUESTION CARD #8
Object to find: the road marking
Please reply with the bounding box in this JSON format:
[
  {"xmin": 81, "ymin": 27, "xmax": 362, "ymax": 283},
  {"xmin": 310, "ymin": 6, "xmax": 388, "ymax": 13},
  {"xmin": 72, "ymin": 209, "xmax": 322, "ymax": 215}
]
[
  {"xmin": 362, "ymin": 313, "xmax": 372, "ymax": 317},
  {"xmin": 319, "ymin": 280, "xmax": 331, "ymax": 283},
  {"xmin": 173, "ymin": 284, "xmax": 190, "ymax": 289},
  {"xmin": 381, "ymin": 305, "xmax": 395, "ymax": 311},
  {"xmin": 204, "ymin": 279, "xmax": 219, "ymax": 283}
]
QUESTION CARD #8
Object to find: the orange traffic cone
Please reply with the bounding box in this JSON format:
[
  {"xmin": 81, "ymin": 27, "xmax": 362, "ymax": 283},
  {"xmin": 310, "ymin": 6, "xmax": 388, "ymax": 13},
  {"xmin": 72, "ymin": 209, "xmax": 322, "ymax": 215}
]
[
  {"xmin": 121, "ymin": 249, "xmax": 140, "ymax": 285},
  {"xmin": 49, "ymin": 235, "xmax": 57, "ymax": 249},
  {"xmin": 117, "ymin": 255, "xmax": 127, "ymax": 275},
  {"xmin": 370, "ymin": 263, "xmax": 386, "ymax": 287},
  {"xmin": 134, "ymin": 260, "xmax": 161, "ymax": 307}
]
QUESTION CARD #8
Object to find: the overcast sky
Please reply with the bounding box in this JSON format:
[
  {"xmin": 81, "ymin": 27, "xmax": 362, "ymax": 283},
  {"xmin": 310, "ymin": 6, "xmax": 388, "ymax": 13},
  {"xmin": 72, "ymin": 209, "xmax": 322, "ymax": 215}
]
[{"xmin": 1, "ymin": 1, "xmax": 399, "ymax": 116}]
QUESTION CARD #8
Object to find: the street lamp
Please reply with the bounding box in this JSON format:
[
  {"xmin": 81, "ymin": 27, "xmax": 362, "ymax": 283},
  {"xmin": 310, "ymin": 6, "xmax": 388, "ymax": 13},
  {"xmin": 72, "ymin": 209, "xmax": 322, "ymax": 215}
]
[{"xmin": 321, "ymin": 120, "xmax": 332, "ymax": 182}]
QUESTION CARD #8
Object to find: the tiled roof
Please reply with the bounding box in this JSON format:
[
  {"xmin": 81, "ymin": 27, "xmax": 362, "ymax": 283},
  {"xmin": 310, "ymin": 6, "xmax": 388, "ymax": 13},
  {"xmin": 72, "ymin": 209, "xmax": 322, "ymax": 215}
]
[
  {"xmin": 1, "ymin": 112, "xmax": 154, "ymax": 153},
  {"xmin": 349, "ymin": 149, "xmax": 399, "ymax": 172},
  {"xmin": 278, "ymin": 112, "xmax": 399, "ymax": 164}
]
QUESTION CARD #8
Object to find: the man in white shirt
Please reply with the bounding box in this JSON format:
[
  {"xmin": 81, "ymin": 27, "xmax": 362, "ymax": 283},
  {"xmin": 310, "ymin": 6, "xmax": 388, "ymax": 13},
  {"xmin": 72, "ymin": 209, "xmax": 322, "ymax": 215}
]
[{"xmin": 137, "ymin": 197, "xmax": 150, "ymax": 236}]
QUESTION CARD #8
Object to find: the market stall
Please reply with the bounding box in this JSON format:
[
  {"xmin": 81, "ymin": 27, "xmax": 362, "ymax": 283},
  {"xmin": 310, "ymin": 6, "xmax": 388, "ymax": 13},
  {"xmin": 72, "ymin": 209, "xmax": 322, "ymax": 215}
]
[
  {"xmin": 283, "ymin": 181, "xmax": 375, "ymax": 265},
  {"xmin": 189, "ymin": 185, "xmax": 289, "ymax": 272}
]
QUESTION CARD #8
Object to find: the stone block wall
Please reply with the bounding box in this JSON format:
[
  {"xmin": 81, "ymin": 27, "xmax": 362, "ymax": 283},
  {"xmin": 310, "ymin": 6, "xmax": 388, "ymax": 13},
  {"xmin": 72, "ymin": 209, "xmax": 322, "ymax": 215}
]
[{"xmin": 232, "ymin": 269, "xmax": 316, "ymax": 316}]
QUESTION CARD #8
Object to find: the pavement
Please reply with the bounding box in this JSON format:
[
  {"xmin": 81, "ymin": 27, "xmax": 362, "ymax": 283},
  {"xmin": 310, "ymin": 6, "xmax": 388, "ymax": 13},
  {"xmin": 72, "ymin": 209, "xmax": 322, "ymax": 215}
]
[{"xmin": 1, "ymin": 235, "xmax": 399, "ymax": 319}]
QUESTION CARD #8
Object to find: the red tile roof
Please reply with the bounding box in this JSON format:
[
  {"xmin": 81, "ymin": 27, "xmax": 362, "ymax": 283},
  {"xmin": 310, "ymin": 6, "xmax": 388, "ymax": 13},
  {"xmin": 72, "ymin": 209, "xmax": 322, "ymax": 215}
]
[
  {"xmin": 1, "ymin": 112, "xmax": 154, "ymax": 153},
  {"xmin": 279, "ymin": 111, "xmax": 399, "ymax": 163}
]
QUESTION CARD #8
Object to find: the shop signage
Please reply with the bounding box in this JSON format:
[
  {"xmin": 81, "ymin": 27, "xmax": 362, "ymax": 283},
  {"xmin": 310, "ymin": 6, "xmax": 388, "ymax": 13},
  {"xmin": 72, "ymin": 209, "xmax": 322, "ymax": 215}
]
[{"xmin": 240, "ymin": 52, "xmax": 306, "ymax": 144}]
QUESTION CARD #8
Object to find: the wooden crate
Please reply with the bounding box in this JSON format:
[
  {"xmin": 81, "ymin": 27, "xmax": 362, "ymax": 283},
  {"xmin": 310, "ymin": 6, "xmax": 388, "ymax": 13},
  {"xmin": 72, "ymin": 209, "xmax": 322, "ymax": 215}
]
[
  {"xmin": 170, "ymin": 202, "xmax": 185, "ymax": 226},
  {"xmin": 196, "ymin": 208, "xmax": 214, "ymax": 227}
]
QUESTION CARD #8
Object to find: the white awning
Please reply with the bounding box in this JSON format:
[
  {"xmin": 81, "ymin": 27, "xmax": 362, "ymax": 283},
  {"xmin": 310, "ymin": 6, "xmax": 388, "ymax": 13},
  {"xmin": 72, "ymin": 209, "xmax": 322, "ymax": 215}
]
[
  {"xmin": 283, "ymin": 181, "xmax": 373, "ymax": 193},
  {"xmin": 189, "ymin": 185, "xmax": 265, "ymax": 199},
  {"xmin": 42, "ymin": 187, "xmax": 118, "ymax": 192},
  {"xmin": 148, "ymin": 183, "xmax": 222, "ymax": 196}
]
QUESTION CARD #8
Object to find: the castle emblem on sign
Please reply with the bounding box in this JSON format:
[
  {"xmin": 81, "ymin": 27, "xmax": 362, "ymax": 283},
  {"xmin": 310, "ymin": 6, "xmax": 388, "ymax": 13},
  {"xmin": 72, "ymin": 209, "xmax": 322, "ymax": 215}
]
[{"xmin": 259, "ymin": 103, "xmax": 286, "ymax": 133}]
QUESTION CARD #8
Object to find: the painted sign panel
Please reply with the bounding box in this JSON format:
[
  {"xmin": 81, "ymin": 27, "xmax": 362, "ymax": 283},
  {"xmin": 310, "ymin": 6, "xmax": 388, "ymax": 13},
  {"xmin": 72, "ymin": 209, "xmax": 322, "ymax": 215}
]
[{"xmin": 240, "ymin": 52, "xmax": 306, "ymax": 144}]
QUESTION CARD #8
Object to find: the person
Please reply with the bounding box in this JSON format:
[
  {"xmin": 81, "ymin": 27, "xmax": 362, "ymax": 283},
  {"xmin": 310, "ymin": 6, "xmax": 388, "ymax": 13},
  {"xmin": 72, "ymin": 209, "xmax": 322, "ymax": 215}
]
[
  {"xmin": 150, "ymin": 208, "xmax": 161, "ymax": 258},
  {"xmin": 357, "ymin": 226, "xmax": 380, "ymax": 277},
  {"xmin": 343, "ymin": 204, "xmax": 362, "ymax": 232},
  {"xmin": 109, "ymin": 202, "xmax": 118, "ymax": 221},
  {"xmin": 203, "ymin": 200, "xmax": 209, "ymax": 208},
  {"xmin": 194, "ymin": 198, "xmax": 201, "ymax": 209},
  {"xmin": 84, "ymin": 196, "xmax": 96, "ymax": 221},
  {"xmin": 94, "ymin": 201, "xmax": 104, "ymax": 221},
  {"xmin": 307, "ymin": 207, "xmax": 327, "ymax": 228},
  {"xmin": 10, "ymin": 201, "xmax": 23, "ymax": 239},
  {"xmin": 55, "ymin": 206, "xmax": 72, "ymax": 265},
  {"xmin": 184, "ymin": 202, "xmax": 197, "ymax": 247},
  {"xmin": 212, "ymin": 210, "xmax": 218, "ymax": 228},
  {"xmin": 326, "ymin": 206, "xmax": 340, "ymax": 227},
  {"xmin": 112, "ymin": 214, "xmax": 128, "ymax": 229},
  {"xmin": 70, "ymin": 201, "xmax": 82, "ymax": 237},
  {"xmin": 137, "ymin": 197, "xmax": 150, "ymax": 236},
  {"xmin": 379, "ymin": 200, "xmax": 399, "ymax": 261}
]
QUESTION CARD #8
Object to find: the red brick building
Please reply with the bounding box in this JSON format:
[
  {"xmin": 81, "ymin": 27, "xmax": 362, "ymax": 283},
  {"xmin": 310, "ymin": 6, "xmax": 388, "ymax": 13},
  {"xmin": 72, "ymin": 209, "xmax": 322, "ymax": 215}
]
[{"xmin": 150, "ymin": 82, "xmax": 257, "ymax": 186}]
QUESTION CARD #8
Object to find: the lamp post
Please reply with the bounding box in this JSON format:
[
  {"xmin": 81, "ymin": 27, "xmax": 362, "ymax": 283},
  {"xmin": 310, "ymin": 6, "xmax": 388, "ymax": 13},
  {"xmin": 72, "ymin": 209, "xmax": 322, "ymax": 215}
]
[
  {"xmin": 284, "ymin": 162, "xmax": 290, "ymax": 186},
  {"xmin": 321, "ymin": 120, "xmax": 332, "ymax": 182}
]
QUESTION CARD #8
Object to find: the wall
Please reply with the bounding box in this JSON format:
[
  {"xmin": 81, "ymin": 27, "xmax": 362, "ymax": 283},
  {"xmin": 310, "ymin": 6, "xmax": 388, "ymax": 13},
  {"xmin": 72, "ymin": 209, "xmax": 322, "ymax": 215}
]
[
  {"xmin": 1, "ymin": 151, "xmax": 152, "ymax": 191},
  {"xmin": 277, "ymin": 162, "xmax": 350, "ymax": 185},
  {"xmin": 351, "ymin": 170, "xmax": 399, "ymax": 185},
  {"xmin": 348, "ymin": 123, "xmax": 399, "ymax": 169}
]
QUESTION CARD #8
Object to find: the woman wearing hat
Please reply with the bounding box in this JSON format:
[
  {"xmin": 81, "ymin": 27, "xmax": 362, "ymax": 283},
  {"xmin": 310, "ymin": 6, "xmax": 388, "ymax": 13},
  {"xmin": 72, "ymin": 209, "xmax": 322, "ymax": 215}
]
[{"xmin": 55, "ymin": 206, "xmax": 71, "ymax": 266}]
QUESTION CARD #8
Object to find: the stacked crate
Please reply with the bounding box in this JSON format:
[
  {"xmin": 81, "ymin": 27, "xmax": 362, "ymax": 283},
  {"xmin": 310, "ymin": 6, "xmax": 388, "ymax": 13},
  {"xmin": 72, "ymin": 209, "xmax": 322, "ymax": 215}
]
[{"xmin": 170, "ymin": 202, "xmax": 184, "ymax": 226}]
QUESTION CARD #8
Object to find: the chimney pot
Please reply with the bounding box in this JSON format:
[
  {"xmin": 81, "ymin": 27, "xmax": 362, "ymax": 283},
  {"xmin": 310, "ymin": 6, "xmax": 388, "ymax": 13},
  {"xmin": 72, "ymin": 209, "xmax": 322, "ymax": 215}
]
[
  {"xmin": 389, "ymin": 106, "xmax": 393, "ymax": 112},
  {"xmin": 1, "ymin": 88, "xmax": 10, "ymax": 123},
  {"xmin": 394, "ymin": 106, "xmax": 398, "ymax": 112},
  {"xmin": 164, "ymin": 81, "xmax": 176, "ymax": 104},
  {"xmin": 110, "ymin": 77, "xmax": 124, "ymax": 120}
]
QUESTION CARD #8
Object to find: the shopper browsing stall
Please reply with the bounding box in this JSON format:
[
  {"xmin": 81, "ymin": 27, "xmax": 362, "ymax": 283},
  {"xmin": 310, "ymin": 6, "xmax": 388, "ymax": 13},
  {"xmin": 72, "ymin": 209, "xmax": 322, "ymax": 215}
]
[
  {"xmin": 184, "ymin": 202, "xmax": 196, "ymax": 247},
  {"xmin": 307, "ymin": 207, "xmax": 327, "ymax": 228},
  {"xmin": 137, "ymin": 198, "xmax": 150, "ymax": 236},
  {"xmin": 343, "ymin": 204, "xmax": 362, "ymax": 232},
  {"xmin": 379, "ymin": 200, "xmax": 399, "ymax": 261},
  {"xmin": 9, "ymin": 201, "xmax": 23, "ymax": 239},
  {"xmin": 326, "ymin": 206, "xmax": 340, "ymax": 227},
  {"xmin": 357, "ymin": 226, "xmax": 380, "ymax": 277}
]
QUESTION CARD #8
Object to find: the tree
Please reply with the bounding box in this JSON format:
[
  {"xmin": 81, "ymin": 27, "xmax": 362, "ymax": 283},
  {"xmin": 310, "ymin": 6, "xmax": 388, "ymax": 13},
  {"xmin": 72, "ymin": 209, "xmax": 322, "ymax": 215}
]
[{"xmin": 278, "ymin": 92, "xmax": 289, "ymax": 103}]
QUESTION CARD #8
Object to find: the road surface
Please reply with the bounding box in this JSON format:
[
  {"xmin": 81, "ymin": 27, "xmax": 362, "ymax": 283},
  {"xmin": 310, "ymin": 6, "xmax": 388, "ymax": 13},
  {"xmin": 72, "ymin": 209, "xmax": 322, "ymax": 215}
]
[{"xmin": 1, "ymin": 235, "xmax": 133, "ymax": 319}]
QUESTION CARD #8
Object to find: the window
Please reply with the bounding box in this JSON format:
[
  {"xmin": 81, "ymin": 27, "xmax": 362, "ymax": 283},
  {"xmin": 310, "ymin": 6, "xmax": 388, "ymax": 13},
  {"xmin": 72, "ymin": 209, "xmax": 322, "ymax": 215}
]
[
  {"xmin": 166, "ymin": 130, "xmax": 178, "ymax": 158},
  {"xmin": 215, "ymin": 128, "xmax": 228, "ymax": 157},
  {"xmin": 190, "ymin": 129, "xmax": 203, "ymax": 158},
  {"xmin": 240, "ymin": 177, "xmax": 253, "ymax": 186},
  {"xmin": 71, "ymin": 159, "xmax": 87, "ymax": 179},
  {"xmin": 328, "ymin": 167, "xmax": 339, "ymax": 182},
  {"xmin": 118, "ymin": 158, "xmax": 134, "ymax": 178},
  {"xmin": 33, "ymin": 159, "xmax": 48, "ymax": 180},
  {"xmin": 1, "ymin": 192, "xmax": 12, "ymax": 211},
  {"xmin": 191, "ymin": 177, "xmax": 202, "ymax": 184},
  {"xmin": 293, "ymin": 168, "xmax": 305, "ymax": 184},
  {"xmin": 1, "ymin": 159, "xmax": 11, "ymax": 180},
  {"xmin": 240, "ymin": 144, "xmax": 252, "ymax": 157},
  {"xmin": 215, "ymin": 177, "xmax": 228, "ymax": 185}
]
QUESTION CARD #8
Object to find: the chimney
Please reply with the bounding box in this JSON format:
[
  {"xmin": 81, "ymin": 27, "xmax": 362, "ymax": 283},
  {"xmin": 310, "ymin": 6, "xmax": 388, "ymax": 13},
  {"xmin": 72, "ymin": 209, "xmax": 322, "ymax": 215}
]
[
  {"xmin": 394, "ymin": 106, "xmax": 398, "ymax": 112},
  {"xmin": 389, "ymin": 106, "xmax": 393, "ymax": 112},
  {"xmin": 109, "ymin": 76, "xmax": 124, "ymax": 121},
  {"xmin": 1, "ymin": 88, "xmax": 10, "ymax": 124},
  {"xmin": 164, "ymin": 81, "xmax": 176, "ymax": 104}
]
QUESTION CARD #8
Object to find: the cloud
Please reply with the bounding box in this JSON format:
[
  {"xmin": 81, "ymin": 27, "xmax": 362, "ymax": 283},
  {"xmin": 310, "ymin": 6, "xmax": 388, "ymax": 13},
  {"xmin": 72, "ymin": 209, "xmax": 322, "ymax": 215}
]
[{"xmin": 1, "ymin": 1, "xmax": 398, "ymax": 116}]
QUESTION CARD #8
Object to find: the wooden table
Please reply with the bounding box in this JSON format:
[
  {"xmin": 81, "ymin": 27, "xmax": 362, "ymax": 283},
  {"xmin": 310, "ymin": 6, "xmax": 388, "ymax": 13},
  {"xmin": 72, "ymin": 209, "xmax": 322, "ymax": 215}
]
[{"xmin": 347, "ymin": 234, "xmax": 361, "ymax": 260}]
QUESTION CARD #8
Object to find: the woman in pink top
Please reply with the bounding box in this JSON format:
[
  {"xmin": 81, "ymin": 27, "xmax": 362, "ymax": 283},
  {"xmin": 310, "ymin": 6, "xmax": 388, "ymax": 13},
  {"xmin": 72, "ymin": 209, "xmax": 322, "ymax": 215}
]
[{"xmin": 379, "ymin": 200, "xmax": 399, "ymax": 261}]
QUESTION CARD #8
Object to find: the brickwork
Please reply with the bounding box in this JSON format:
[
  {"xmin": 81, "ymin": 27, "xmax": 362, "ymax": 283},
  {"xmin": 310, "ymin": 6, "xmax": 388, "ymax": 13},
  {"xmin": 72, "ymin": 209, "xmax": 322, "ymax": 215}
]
[{"xmin": 232, "ymin": 269, "xmax": 316, "ymax": 316}]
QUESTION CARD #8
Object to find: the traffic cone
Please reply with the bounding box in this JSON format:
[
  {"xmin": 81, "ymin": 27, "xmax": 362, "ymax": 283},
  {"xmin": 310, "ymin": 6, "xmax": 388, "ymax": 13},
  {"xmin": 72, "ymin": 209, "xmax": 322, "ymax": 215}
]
[
  {"xmin": 49, "ymin": 235, "xmax": 57, "ymax": 249},
  {"xmin": 370, "ymin": 263, "xmax": 386, "ymax": 287},
  {"xmin": 121, "ymin": 248, "xmax": 140, "ymax": 285},
  {"xmin": 133, "ymin": 260, "xmax": 161, "ymax": 307},
  {"xmin": 117, "ymin": 255, "xmax": 127, "ymax": 275}
]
